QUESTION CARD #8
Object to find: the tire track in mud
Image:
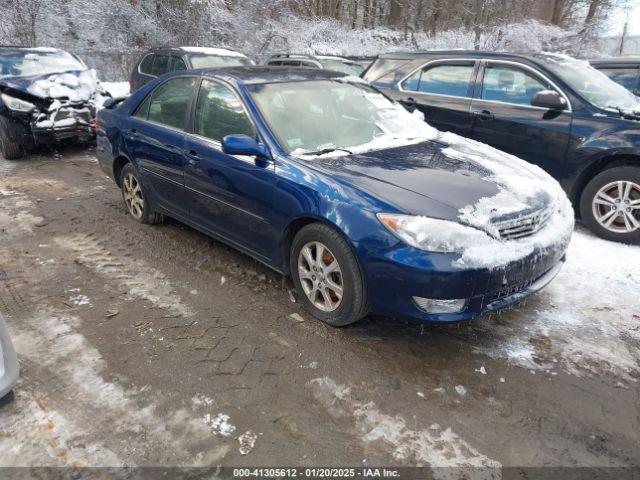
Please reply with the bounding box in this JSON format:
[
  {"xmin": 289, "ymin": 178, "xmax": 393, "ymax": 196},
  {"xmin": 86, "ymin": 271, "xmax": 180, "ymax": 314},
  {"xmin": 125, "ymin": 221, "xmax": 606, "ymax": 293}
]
[{"xmin": 54, "ymin": 233, "xmax": 194, "ymax": 318}]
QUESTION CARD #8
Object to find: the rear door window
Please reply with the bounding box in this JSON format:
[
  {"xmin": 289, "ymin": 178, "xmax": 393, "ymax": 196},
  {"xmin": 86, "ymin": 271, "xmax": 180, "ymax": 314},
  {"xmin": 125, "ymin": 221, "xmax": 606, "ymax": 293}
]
[
  {"xmin": 151, "ymin": 55, "xmax": 170, "ymax": 76},
  {"xmin": 135, "ymin": 76, "xmax": 197, "ymax": 130},
  {"xmin": 412, "ymin": 64, "xmax": 475, "ymax": 97},
  {"xmin": 481, "ymin": 64, "xmax": 554, "ymax": 106},
  {"xmin": 139, "ymin": 54, "xmax": 154, "ymax": 75}
]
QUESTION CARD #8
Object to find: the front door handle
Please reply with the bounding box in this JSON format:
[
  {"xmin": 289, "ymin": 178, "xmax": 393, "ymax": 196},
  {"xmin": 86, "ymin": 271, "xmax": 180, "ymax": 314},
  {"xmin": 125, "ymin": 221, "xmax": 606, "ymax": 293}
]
[
  {"xmin": 472, "ymin": 110, "xmax": 495, "ymax": 121},
  {"xmin": 184, "ymin": 149, "xmax": 200, "ymax": 165},
  {"xmin": 401, "ymin": 97, "xmax": 418, "ymax": 111}
]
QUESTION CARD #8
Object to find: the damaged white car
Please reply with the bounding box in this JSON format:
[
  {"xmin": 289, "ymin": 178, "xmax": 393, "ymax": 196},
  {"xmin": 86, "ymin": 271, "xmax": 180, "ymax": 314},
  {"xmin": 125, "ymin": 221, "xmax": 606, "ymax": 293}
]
[{"xmin": 0, "ymin": 47, "xmax": 127, "ymax": 159}]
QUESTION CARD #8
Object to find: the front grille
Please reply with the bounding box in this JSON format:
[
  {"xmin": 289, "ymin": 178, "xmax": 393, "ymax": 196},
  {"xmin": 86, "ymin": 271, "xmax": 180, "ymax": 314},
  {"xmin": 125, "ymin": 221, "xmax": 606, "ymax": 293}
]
[{"xmin": 493, "ymin": 208, "xmax": 552, "ymax": 241}]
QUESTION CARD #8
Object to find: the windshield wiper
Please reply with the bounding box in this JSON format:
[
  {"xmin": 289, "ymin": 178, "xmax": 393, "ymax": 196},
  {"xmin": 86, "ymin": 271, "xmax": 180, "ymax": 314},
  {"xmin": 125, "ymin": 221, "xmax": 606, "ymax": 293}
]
[{"xmin": 302, "ymin": 147, "xmax": 354, "ymax": 156}]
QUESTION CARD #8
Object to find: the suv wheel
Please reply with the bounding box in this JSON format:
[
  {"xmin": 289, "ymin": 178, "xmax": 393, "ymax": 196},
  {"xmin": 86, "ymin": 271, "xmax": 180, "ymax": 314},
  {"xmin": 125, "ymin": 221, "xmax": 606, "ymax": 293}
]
[
  {"xmin": 120, "ymin": 163, "xmax": 162, "ymax": 224},
  {"xmin": 0, "ymin": 118, "xmax": 24, "ymax": 160},
  {"xmin": 580, "ymin": 166, "xmax": 640, "ymax": 244},
  {"xmin": 290, "ymin": 223, "xmax": 368, "ymax": 327}
]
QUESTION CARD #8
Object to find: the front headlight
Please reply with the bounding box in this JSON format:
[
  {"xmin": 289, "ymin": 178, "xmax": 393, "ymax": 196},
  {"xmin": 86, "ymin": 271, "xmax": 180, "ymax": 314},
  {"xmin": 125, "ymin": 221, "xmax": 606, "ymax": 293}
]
[
  {"xmin": 1, "ymin": 93, "xmax": 35, "ymax": 113},
  {"xmin": 377, "ymin": 213, "xmax": 493, "ymax": 253}
]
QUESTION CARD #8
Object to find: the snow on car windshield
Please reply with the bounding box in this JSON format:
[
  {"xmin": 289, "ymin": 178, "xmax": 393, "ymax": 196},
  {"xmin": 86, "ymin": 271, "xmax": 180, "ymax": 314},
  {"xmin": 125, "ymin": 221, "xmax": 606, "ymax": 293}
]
[
  {"xmin": 248, "ymin": 79, "xmax": 438, "ymax": 156},
  {"xmin": 537, "ymin": 53, "xmax": 640, "ymax": 112},
  {"xmin": 0, "ymin": 50, "xmax": 85, "ymax": 78}
]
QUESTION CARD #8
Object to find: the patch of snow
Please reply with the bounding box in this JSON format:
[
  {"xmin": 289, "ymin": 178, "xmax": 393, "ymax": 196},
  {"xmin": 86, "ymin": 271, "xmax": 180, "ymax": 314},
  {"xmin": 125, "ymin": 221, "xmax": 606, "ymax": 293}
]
[
  {"xmin": 308, "ymin": 377, "xmax": 500, "ymax": 476},
  {"xmin": 99, "ymin": 81, "xmax": 130, "ymax": 99},
  {"xmin": 179, "ymin": 46, "xmax": 247, "ymax": 58},
  {"xmin": 473, "ymin": 227, "xmax": 640, "ymax": 381},
  {"xmin": 192, "ymin": 395, "xmax": 215, "ymax": 407},
  {"xmin": 29, "ymin": 69, "xmax": 98, "ymax": 103},
  {"xmin": 454, "ymin": 385, "xmax": 467, "ymax": 396},
  {"xmin": 69, "ymin": 294, "xmax": 91, "ymax": 306},
  {"xmin": 203, "ymin": 413, "xmax": 236, "ymax": 437},
  {"xmin": 0, "ymin": 190, "xmax": 43, "ymax": 239}
]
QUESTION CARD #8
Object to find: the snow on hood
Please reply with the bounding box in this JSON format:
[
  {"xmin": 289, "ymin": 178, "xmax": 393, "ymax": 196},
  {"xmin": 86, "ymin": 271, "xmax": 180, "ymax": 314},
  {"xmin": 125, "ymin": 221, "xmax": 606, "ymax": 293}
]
[
  {"xmin": 28, "ymin": 69, "xmax": 98, "ymax": 102},
  {"xmin": 438, "ymin": 131, "xmax": 574, "ymax": 269},
  {"xmin": 25, "ymin": 70, "xmax": 130, "ymax": 129}
]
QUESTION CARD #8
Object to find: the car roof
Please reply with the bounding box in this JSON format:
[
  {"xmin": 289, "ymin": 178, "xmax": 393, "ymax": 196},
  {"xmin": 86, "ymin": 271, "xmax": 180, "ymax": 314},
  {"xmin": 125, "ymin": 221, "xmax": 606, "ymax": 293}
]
[
  {"xmin": 378, "ymin": 50, "xmax": 542, "ymax": 62},
  {"xmin": 589, "ymin": 57, "xmax": 640, "ymax": 66},
  {"xmin": 195, "ymin": 66, "xmax": 346, "ymax": 85},
  {"xmin": 145, "ymin": 46, "xmax": 247, "ymax": 57}
]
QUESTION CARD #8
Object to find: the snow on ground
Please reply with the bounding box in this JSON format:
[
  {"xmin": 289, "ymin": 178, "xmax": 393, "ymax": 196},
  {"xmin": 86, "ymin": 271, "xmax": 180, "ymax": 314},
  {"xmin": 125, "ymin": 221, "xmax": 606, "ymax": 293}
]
[
  {"xmin": 308, "ymin": 377, "xmax": 500, "ymax": 478},
  {"xmin": 473, "ymin": 227, "xmax": 640, "ymax": 381}
]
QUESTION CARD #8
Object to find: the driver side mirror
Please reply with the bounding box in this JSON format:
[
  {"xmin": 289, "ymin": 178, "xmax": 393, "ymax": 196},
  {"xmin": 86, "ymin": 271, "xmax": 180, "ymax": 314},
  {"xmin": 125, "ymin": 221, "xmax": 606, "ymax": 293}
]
[
  {"xmin": 222, "ymin": 135, "xmax": 271, "ymax": 160},
  {"xmin": 531, "ymin": 91, "xmax": 567, "ymax": 110}
]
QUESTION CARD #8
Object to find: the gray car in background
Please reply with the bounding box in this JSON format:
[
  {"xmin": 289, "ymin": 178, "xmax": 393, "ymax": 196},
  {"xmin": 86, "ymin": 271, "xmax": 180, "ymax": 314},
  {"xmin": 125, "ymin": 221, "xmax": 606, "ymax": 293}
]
[{"xmin": 0, "ymin": 313, "xmax": 18, "ymax": 399}]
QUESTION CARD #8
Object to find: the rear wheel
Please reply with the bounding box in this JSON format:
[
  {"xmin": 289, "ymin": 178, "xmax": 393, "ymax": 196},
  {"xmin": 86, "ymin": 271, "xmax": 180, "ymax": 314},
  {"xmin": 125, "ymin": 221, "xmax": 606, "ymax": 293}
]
[
  {"xmin": 580, "ymin": 166, "xmax": 640, "ymax": 244},
  {"xmin": 119, "ymin": 163, "xmax": 161, "ymax": 224},
  {"xmin": 0, "ymin": 118, "xmax": 24, "ymax": 160},
  {"xmin": 290, "ymin": 223, "xmax": 367, "ymax": 327}
]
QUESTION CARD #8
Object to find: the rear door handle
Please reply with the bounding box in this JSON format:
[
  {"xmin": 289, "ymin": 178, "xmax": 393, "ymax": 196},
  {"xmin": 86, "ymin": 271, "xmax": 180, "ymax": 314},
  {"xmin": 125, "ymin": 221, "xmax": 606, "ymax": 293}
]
[
  {"xmin": 473, "ymin": 110, "xmax": 495, "ymax": 121},
  {"xmin": 129, "ymin": 128, "xmax": 138, "ymax": 138}
]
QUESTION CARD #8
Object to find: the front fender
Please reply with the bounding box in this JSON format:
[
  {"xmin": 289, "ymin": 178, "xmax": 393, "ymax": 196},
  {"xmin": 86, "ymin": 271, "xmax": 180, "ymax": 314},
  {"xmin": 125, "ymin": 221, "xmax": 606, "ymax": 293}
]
[{"xmin": 272, "ymin": 157, "xmax": 400, "ymax": 271}]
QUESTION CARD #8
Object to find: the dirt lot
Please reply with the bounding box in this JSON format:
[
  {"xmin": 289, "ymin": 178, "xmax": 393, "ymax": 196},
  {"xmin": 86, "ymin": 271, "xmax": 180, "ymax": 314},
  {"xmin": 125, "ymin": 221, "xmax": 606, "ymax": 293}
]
[{"xmin": 0, "ymin": 147, "xmax": 638, "ymax": 475}]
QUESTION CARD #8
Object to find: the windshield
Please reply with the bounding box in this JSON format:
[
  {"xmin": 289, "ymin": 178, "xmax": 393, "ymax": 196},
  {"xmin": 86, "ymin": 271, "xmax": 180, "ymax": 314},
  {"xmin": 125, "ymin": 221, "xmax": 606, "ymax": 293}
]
[
  {"xmin": 539, "ymin": 54, "xmax": 640, "ymax": 111},
  {"xmin": 318, "ymin": 59, "xmax": 364, "ymax": 76},
  {"xmin": 0, "ymin": 49, "xmax": 85, "ymax": 78},
  {"xmin": 190, "ymin": 55, "xmax": 254, "ymax": 69},
  {"xmin": 248, "ymin": 80, "xmax": 437, "ymax": 156}
]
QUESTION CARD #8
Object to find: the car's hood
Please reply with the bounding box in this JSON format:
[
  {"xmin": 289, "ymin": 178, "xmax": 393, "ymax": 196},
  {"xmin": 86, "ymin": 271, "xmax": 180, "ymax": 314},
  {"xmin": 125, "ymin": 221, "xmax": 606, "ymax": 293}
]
[
  {"xmin": 0, "ymin": 69, "xmax": 97, "ymax": 103},
  {"xmin": 309, "ymin": 137, "xmax": 554, "ymax": 228}
]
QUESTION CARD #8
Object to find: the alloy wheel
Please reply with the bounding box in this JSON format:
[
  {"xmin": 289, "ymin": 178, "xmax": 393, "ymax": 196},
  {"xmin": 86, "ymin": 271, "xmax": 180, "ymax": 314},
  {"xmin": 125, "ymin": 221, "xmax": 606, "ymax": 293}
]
[
  {"xmin": 592, "ymin": 180, "xmax": 640, "ymax": 233},
  {"xmin": 297, "ymin": 241, "xmax": 344, "ymax": 312},
  {"xmin": 123, "ymin": 173, "xmax": 144, "ymax": 220}
]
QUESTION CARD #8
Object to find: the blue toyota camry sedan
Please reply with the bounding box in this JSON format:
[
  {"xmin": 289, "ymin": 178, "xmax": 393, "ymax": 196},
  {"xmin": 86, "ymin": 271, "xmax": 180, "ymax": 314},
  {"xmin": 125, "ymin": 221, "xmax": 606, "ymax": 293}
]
[{"xmin": 96, "ymin": 67, "xmax": 573, "ymax": 326}]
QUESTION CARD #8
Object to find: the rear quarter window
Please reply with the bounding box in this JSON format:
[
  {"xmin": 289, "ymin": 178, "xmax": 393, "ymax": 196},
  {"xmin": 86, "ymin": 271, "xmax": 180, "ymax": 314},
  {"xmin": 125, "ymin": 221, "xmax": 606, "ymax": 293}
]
[{"xmin": 139, "ymin": 54, "xmax": 154, "ymax": 75}]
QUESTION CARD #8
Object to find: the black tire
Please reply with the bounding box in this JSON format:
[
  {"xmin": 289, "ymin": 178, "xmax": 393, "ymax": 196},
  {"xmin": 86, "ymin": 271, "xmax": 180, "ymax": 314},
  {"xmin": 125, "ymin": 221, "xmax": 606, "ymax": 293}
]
[
  {"xmin": 290, "ymin": 223, "xmax": 367, "ymax": 327},
  {"xmin": 119, "ymin": 162, "xmax": 162, "ymax": 225},
  {"xmin": 579, "ymin": 166, "xmax": 640, "ymax": 244},
  {"xmin": 0, "ymin": 118, "xmax": 24, "ymax": 160}
]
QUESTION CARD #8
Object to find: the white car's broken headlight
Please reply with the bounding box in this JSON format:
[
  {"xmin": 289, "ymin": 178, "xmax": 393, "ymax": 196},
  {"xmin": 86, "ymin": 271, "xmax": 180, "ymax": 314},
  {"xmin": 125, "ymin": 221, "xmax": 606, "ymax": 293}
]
[
  {"xmin": 1, "ymin": 93, "xmax": 35, "ymax": 113},
  {"xmin": 377, "ymin": 213, "xmax": 493, "ymax": 253}
]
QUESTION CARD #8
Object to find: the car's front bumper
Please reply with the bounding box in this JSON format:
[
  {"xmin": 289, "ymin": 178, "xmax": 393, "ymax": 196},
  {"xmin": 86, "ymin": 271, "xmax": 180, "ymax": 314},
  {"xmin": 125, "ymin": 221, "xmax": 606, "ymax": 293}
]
[
  {"xmin": 362, "ymin": 237, "xmax": 569, "ymax": 323},
  {"xmin": 31, "ymin": 123, "xmax": 94, "ymax": 143},
  {"xmin": 0, "ymin": 314, "xmax": 19, "ymax": 399}
]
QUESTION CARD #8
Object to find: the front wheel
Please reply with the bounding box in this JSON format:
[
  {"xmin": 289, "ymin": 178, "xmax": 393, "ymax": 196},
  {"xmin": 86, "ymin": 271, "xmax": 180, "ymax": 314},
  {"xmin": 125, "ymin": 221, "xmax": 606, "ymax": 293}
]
[
  {"xmin": 290, "ymin": 223, "xmax": 367, "ymax": 327},
  {"xmin": 0, "ymin": 118, "xmax": 24, "ymax": 160},
  {"xmin": 580, "ymin": 166, "xmax": 640, "ymax": 244},
  {"xmin": 120, "ymin": 163, "xmax": 161, "ymax": 224}
]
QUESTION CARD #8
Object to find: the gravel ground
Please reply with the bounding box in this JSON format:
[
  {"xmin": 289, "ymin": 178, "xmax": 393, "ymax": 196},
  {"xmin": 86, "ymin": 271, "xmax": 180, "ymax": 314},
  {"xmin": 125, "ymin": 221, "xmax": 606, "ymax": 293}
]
[{"xmin": 0, "ymin": 146, "xmax": 638, "ymax": 475}]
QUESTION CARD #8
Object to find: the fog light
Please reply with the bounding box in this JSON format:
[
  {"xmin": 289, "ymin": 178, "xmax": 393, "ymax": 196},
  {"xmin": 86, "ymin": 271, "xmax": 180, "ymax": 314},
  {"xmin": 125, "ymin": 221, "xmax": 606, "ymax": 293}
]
[{"xmin": 413, "ymin": 297, "xmax": 467, "ymax": 314}]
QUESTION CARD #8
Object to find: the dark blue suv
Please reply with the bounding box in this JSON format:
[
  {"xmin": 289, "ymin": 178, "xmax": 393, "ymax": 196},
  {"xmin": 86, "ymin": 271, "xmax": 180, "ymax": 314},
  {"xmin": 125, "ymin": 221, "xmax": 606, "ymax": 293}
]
[{"xmin": 364, "ymin": 51, "xmax": 640, "ymax": 244}]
